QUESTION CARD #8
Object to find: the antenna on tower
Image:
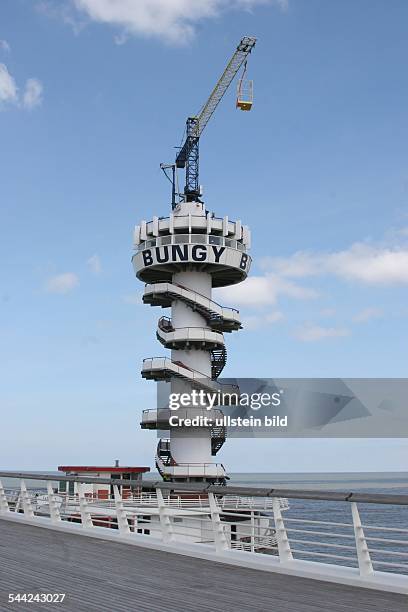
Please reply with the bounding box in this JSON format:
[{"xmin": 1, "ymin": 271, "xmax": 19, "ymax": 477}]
[{"xmin": 160, "ymin": 163, "xmax": 177, "ymax": 210}]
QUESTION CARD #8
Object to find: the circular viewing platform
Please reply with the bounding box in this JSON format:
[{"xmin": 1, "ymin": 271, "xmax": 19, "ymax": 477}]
[{"xmin": 132, "ymin": 233, "xmax": 251, "ymax": 287}]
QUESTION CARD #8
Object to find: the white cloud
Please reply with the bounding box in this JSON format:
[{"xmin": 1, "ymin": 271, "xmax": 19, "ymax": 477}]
[
  {"xmin": 37, "ymin": 1, "xmax": 86, "ymax": 35},
  {"xmin": 216, "ymin": 273, "xmax": 318, "ymax": 307},
  {"xmin": 0, "ymin": 40, "xmax": 10, "ymax": 52},
  {"xmin": 244, "ymin": 310, "xmax": 284, "ymax": 330},
  {"xmin": 45, "ymin": 272, "xmax": 79, "ymax": 294},
  {"xmin": 352, "ymin": 307, "xmax": 383, "ymax": 324},
  {"xmin": 0, "ymin": 63, "xmax": 18, "ymax": 105},
  {"xmin": 216, "ymin": 230, "xmax": 408, "ymax": 337},
  {"xmin": 87, "ymin": 254, "xmax": 102, "ymax": 275},
  {"xmin": 0, "ymin": 64, "xmax": 43, "ymax": 110},
  {"xmin": 262, "ymin": 242, "xmax": 408, "ymax": 286},
  {"xmin": 265, "ymin": 311, "xmax": 284, "ymax": 323},
  {"xmin": 262, "ymin": 251, "xmax": 319, "ymax": 278},
  {"xmin": 23, "ymin": 78, "xmax": 43, "ymax": 109},
  {"xmin": 294, "ymin": 324, "xmax": 350, "ymax": 342},
  {"xmin": 70, "ymin": 0, "xmax": 284, "ymax": 44},
  {"xmin": 327, "ymin": 244, "xmax": 408, "ymax": 285}
]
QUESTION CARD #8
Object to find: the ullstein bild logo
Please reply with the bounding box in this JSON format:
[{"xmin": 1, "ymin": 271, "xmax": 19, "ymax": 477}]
[{"xmin": 142, "ymin": 244, "xmax": 249, "ymax": 270}]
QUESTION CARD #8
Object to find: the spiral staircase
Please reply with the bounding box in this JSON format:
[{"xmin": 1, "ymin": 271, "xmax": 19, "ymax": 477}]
[
  {"xmin": 142, "ymin": 281, "xmax": 240, "ymax": 395},
  {"xmin": 141, "ymin": 280, "xmax": 241, "ymax": 481}
]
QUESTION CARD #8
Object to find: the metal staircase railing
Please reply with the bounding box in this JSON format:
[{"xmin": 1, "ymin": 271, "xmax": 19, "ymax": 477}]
[
  {"xmin": 156, "ymin": 318, "xmax": 225, "ymax": 350},
  {"xmin": 211, "ymin": 345, "xmax": 227, "ymax": 379},
  {"xmin": 144, "ymin": 281, "xmax": 241, "ymax": 332},
  {"xmin": 157, "ymin": 316, "xmax": 174, "ymax": 333},
  {"xmin": 210, "ymin": 424, "xmax": 226, "ymax": 456},
  {"xmin": 156, "ymin": 438, "xmax": 175, "ymax": 478}
]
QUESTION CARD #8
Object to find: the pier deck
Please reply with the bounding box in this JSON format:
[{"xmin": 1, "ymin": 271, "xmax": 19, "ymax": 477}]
[{"xmin": 0, "ymin": 521, "xmax": 406, "ymax": 612}]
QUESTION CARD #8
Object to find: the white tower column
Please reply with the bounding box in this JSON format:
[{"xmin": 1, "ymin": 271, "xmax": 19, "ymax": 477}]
[{"xmin": 135, "ymin": 200, "xmax": 251, "ymax": 483}]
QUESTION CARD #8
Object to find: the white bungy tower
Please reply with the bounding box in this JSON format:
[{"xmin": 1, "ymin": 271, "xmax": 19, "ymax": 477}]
[{"xmin": 133, "ymin": 200, "xmax": 251, "ymax": 484}]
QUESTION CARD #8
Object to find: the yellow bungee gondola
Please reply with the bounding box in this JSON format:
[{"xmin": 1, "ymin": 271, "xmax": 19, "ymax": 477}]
[{"xmin": 236, "ymin": 60, "xmax": 253, "ymax": 111}]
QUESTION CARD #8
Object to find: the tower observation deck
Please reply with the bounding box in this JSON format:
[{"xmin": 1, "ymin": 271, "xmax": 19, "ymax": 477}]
[{"xmin": 133, "ymin": 201, "xmax": 251, "ymax": 483}]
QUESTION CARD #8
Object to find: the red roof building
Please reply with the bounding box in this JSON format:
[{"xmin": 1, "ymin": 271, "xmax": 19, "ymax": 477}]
[{"xmin": 57, "ymin": 464, "xmax": 150, "ymax": 499}]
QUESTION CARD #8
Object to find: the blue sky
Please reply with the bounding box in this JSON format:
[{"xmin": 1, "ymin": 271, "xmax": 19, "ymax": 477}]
[{"xmin": 1, "ymin": 0, "xmax": 407, "ymax": 472}]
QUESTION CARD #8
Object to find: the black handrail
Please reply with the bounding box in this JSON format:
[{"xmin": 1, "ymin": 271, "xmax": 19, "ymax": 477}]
[
  {"xmin": 1, "ymin": 471, "xmax": 407, "ymax": 505},
  {"xmin": 145, "ymin": 280, "xmax": 240, "ymax": 315},
  {"xmin": 157, "ymin": 321, "xmax": 224, "ymax": 335}
]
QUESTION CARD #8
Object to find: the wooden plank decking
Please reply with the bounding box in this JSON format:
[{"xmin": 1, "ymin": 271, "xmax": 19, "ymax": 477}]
[{"xmin": 0, "ymin": 521, "xmax": 406, "ymax": 612}]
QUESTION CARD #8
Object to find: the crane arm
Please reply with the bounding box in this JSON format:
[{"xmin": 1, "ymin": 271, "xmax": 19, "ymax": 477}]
[
  {"xmin": 175, "ymin": 36, "xmax": 256, "ymax": 202},
  {"xmin": 193, "ymin": 36, "xmax": 257, "ymax": 139}
]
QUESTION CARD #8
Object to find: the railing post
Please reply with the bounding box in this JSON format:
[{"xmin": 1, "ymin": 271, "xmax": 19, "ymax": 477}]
[
  {"xmin": 209, "ymin": 492, "xmax": 229, "ymax": 553},
  {"xmin": 272, "ymin": 497, "xmax": 293, "ymax": 562},
  {"xmin": 250, "ymin": 510, "xmax": 255, "ymax": 553},
  {"xmin": 47, "ymin": 482, "xmax": 61, "ymax": 523},
  {"xmin": 20, "ymin": 480, "xmax": 34, "ymax": 519},
  {"xmin": 351, "ymin": 502, "xmax": 374, "ymax": 576},
  {"xmin": 77, "ymin": 483, "xmax": 93, "ymax": 529},
  {"xmin": 156, "ymin": 487, "xmax": 174, "ymax": 543},
  {"xmin": 0, "ymin": 479, "xmax": 10, "ymax": 513},
  {"xmin": 113, "ymin": 485, "xmax": 130, "ymax": 535}
]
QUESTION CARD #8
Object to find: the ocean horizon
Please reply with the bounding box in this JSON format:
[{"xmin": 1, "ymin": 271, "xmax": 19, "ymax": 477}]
[{"xmin": 2, "ymin": 470, "xmax": 407, "ymax": 491}]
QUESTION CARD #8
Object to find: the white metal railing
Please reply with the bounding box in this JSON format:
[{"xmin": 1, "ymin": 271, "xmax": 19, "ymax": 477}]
[
  {"xmin": 0, "ymin": 473, "xmax": 407, "ymax": 594},
  {"xmin": 141, "ymin": 357, "xmax": 239, "ymax": 396},
  {"xmin": 25, "ymin": 491, "xmax": 289, "ymax": 512}
]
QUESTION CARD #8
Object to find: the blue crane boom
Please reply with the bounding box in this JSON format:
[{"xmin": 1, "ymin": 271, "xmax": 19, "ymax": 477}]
[{"xmin": 174, "ymin": 36, "xmax": 257, "ymax": 204}]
